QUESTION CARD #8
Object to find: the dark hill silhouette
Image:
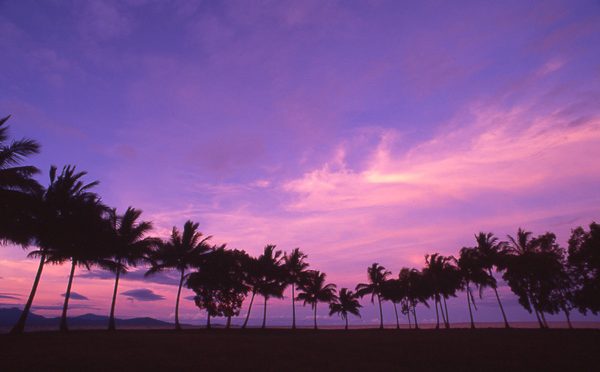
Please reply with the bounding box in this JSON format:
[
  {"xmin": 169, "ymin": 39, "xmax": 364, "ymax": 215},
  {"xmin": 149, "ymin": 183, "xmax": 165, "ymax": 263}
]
[{"xmin": 0, "ymin": 308, "xmax": 178, "ymax": 331}]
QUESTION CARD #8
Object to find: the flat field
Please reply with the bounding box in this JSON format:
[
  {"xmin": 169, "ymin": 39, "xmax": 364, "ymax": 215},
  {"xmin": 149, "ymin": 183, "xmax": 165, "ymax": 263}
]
[{"xmin": 2, "ymin": 328, "xmax": 599, "ymax": 371}]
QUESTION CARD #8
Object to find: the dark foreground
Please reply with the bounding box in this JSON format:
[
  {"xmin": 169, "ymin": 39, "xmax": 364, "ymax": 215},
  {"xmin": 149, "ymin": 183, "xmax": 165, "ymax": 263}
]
[{"xmin": 2, "ymin": 328, "xmax": 599, "ymax": 371}]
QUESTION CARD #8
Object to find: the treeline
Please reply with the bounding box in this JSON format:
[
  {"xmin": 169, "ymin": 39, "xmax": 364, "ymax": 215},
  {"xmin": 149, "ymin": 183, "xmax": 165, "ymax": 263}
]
[{"xmin": 1, "ymin": 115, "xmax": 599, "ymax": 333}]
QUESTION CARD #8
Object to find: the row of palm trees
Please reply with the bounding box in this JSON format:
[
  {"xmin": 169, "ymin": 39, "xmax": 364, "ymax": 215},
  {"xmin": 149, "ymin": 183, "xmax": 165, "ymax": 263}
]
[{"xmin": 2, "ymin": 115, "xmax": 599, "ymax": 332}]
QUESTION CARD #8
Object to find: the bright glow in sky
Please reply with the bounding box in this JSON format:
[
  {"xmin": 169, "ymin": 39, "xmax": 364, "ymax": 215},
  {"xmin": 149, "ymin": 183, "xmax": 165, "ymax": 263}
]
[{"xmin": 1, "ymin": 0, "xmax": 600, "ymax": 327}]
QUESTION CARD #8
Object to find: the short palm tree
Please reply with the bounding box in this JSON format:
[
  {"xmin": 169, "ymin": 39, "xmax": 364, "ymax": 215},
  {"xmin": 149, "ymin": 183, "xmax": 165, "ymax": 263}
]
[
  {"xmin": 297, "ymin": 270, "xmax": 337, "ymax": 330},
  {"xmin": 283, "ymin": 248, "xmax": 309, "ymax": 329},
  {"xmin": 106, "ymin": 207, "xmax": 158, "ymax": 331},
  {"xmin": 146, "ymin": 220, "xmax": 211, "ymax": 330},
  {"xmin": 399, "ymin": 268, "xmax": 430, "ymax": 329},
  {"xmin": 356, "ymin": 263, "xmax": 390, "ymax": 329},
  {"xmin": 329, "ymin": 288, "xmax": 361, "ymax": 330},
  {"xmin": 474, "ymin": 232, "xmax": 510, "ymax": 328}
]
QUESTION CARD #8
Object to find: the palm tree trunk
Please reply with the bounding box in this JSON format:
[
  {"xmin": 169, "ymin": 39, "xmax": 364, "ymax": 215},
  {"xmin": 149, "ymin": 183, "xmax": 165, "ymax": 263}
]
[
  {"xmin": 60, "ymin": 259, "xmax": 76, "ymax": 332},
  {"xmin": 345, "ymin": 315, "xmax": 348, "ymax": 330},
  {"xmin": 540, "ymin": 310, "xmax": 548, "ymax": 328},
  {"xmin": 489, "ymin": 269, "xmax": 509, "ymax": 328},
  {"xmin": 292, "ymin": 284, "xmax": 296, "ymax": 329},
  {"xmin": 434, "ymin": 294, "xmax": 440, "ymax": 329},
  {"xmin": 377, "ymin": 294, "xmax": 384, "ymax": 330},
  {"xmin": 261, "ymin": 297, "xmax": 268, "ymax": 329},
  {"xmin": 443, "ymin": 296, "xmax": 450, "ymax": 329},
  {"xmin": 174, "ymin": 269, "xmax": 185, "ymax": 331},
  {"xmin": 532, "ymin": 303, "xmax": 545, "ymax": 328},
  {"xmin": 226, "ymin": 316, "xmax": 232, "ymax": 329},
  {"xmin": 412, "ymin": 305, "xmax": 419, "ymax": 329},
  {"xmin": 393, "ymin": 302, "xmax": 400, "ymax": 329},
  {"xmin": 466, "ymin": 284, "xmax": 475, "ymax": 329},
  {"xmin": 206, "ymin": 314, "xmax": 211, "ymax": 329},
  {"xmin": 108, "ymin": 264, "xmax": 121, "ymax": 331},
  {"xmin": 563, "ymin": 307, "xmax": 573, "ymax": 329},
  {"xmin": 10, "ymin": 252, "xmax": 46, "ymax": 334},
  {"xmin": 407, "ymin": 307, "xmax": 412, "ymax": 329},
  {"xmin": 242, "ymin": 290, "xmax": 255, "ymax": 329},
  {"xmin": 313, "ymin": 303, "xmax": 318, "ymax": 330}
]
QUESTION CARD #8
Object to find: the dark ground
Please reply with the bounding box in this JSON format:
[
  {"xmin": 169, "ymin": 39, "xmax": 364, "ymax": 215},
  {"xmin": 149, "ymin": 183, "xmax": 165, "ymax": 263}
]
[{"xmin": 2, "ymin": 328, "xmax": 599, "ymax": 371}]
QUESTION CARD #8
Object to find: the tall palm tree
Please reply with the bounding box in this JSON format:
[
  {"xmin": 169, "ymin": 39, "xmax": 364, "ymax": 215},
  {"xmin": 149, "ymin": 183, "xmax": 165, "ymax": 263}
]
[
  {"xmin": 254, "ymin": 245, "xmax": 285, "ymax": 329},
  {"xmin": 329, "ymin": 288, "xmax": 361, "ymax": 330},
  {"xmin": 0, "ymin": 115, "xmax": 42, "ymax": 246},
  {"xmin": 356, "ymin": 263, "xmax": 390, "ymax": 330},
  {"xmin": 381, "ymin": 278, "xmax": 405, "ymax": 329},
  {"xmin": 106, "ymin": 207, "xmax": 158, "ymax": 331},
  {"xmin": 45, "ymin": 166, "xmax": 111, "ymax": 332},
  {"xmin": 146, "ymin": 220, "xmax": 211, "ymax": 330},
  {"xmin": 241, "ymin": 254, "xmax": 261, "ymax": 329},
  {"xmin": 505, "ymin": 228, "xmax": 546, "ymax": 327},
  {"xmin": 297, "ymin": 270, "xmax": 337, "ymax": 330},
  {"xmin": 457, "ymin": 247, "xmax": 495, "ymax": 329},
  {"xmin": 283, "ymin": 248, "xmax": 309, "ymax": 329},
  {"xmin": 12, "ymin": 165, "xmax": 108, "ymax": 333},
  {"xmin": 423, "ymin": 254, "xmax": 446, "ymax": 329},
  {"xmin": 474, "ymin": 232, "xmax": 510, "ymax": 328},
  {"xmin": 399, "ymin": 268, "xmax": 430, "ymax": 329}
]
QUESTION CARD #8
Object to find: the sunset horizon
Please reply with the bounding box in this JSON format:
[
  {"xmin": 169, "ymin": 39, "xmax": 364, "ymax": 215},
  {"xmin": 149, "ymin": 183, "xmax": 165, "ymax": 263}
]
[{"xmin": 2, "ymin": 1, "xmax": 600, "ymax": 370}]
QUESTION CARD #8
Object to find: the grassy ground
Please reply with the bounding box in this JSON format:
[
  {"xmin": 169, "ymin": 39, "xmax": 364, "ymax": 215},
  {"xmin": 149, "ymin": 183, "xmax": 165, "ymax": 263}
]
[{"xmin": 2, "ymin": 328, "xmax": 599, "ymax": 371}]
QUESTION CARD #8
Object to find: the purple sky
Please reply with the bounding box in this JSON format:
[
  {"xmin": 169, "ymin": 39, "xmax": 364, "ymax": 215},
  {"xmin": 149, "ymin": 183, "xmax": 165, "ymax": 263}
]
[{"xmin": 1, "ymin": 0, "xmax": 600, "ymax": 327}]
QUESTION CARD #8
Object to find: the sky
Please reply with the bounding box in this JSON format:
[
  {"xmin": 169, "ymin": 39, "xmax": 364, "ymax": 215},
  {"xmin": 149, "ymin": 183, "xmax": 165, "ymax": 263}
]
[{"xmin": 1, "ymin": 0, "xmax": 600, "ymax": 327}]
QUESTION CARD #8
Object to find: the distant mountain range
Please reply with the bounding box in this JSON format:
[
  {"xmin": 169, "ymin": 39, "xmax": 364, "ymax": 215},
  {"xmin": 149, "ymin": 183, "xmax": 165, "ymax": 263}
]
[{"xmin": 0, "ymin": 307, "xmax": 178, "ymax": 331}]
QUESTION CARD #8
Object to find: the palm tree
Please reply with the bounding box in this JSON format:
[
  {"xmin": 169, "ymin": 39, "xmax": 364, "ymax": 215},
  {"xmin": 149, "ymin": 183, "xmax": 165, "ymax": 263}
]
[
  {"xmin": 504, "ymin": 228, "xmax": 551, "ymax": 328},
  {"xmin": 146, "ymin": 220, "xmax": 211, "ymax": 330},
  {"xmin": 254, "ymin": 245, "xmax": 285, "ymax": 329},
  {"xmin": 474, "ymin": 232, "xmax": 510, "ymax": 328},
  {"xmin": 381, "ymin": 278, "xmax": 405, "ymax": 329},
  {"xmin": 329, "ymin": 288, "xmax": 361, "ymax": 330},
  {"xmin": 0, "ymin": 115, "xmax": 42, "ymax": 246},
  {"xmin": 106, "ymin": 207, "xmax": 157, "ymax": 331},
  {"xmin": 423, "ymin": 254, "xmax": 453, "ymax": 329},
  {"xmin": 457, "ymin": 247, "xmax": 495, "ymax": 329},
  {"xmin": 297, "ymin": 270, "xmax": 337, "ymax": 330},
  {"xmin": 399, "ymin": 268, "xmax": 430, "ymax": 329},
  {"xmin": 283, "ymin": 248, "xmax": 309, "ymax": 329},
  {"xmin": 241, "ymin": 254, "xmax": 261, "ymax": 329},
  {"xmin": 12, "ymin": 165, "xmax": 108, "ymax": 333},
  {"xmin": 46, "ymin": 166, "xmax": 111, "ymax": 332},
  {"xmin": 356, "ymin": 263, "xmax": 390, "ymax": 330}
]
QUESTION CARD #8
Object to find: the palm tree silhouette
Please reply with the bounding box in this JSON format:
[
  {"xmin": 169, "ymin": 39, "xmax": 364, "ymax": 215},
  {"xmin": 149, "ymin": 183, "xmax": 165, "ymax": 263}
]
[
  {"xmin": 283, "ymin": 248, "xmax": 309, "ymax": 329},
  {"xmin": 297, "ymin": 270, "xmax": 337, "ymax": 330},
  {"xmin": 106, "ymin": 207, "xmax": 157, "ymax": 331},
  {"xmin": 423, "ymin": 254, "xmax": 453, "ymax": 329},
  {"xmin": 0, "ymin": 115, "xmax": 42, "ymax": 246},
  {"xmin": 474, "ymin": 232, "xmax": 510, "ymax": 328},
  {"xmin": 458, "ymin": 247, "xmax": 495, "ymax": 328},
  {"xmin": 241, "ymin": 254, "xmax": 261, "ymax": 329},
  {"xmin": 254, "ymin": 245, "xmax": 285, "ymax": 329},
  {"xmin": 504, "ymin": 228, "xmax": 548, "ymax": 328},
  {"xmin": 381, "ymin": 278, "xmax": 405, "ymax": 329},
  {"xmin": 399, "ymin": 268, "xmax": 430, "ymax": 329},
  {"xmin": 356, "ymin": 263, "xmax": 390, "ymax": 330},
  {"xmin": 2, "ymin": 115, "xmax": 44, "ymax": 335},
  {"xmin": 146, "ymin": 220, "xmax": 211, "ymax": 330},
  {"xmin": 329, "ymin": 288, "xmax": 361, "ymax": 330},
  {"xmin": 32, "ymin": 165, "xmax": 109, "ymax": 332},
  {"xmin": 568, "ymin": 222, "xmax": 600, "ymax": 316}
]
